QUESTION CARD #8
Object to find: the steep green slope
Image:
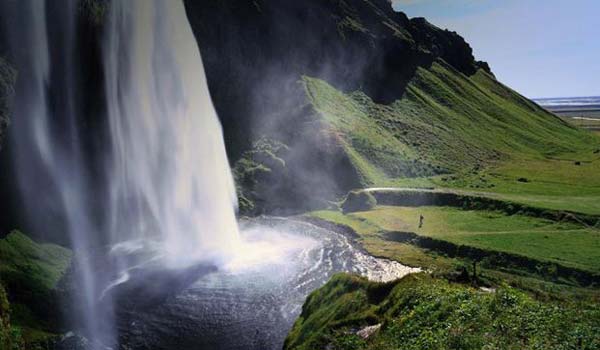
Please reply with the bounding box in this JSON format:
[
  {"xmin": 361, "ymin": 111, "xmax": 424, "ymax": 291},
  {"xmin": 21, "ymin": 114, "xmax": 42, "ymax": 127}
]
[
  {"xmin": 285, "ymin": 274, "xmax": 600, "ymax": 350},
  {"xmin": 304, "ymin": 60, "xmax": 598, "ymax": 187}
]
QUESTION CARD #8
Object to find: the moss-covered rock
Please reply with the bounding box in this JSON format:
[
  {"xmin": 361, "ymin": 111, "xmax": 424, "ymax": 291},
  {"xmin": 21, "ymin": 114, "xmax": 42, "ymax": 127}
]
[
  {"xmin": 0, "ymin": 231, "xmax": 72, "ymax": 342},
  {"xmin": 341, "ymin": 191, "xmax": 377, "ymax": 213}
]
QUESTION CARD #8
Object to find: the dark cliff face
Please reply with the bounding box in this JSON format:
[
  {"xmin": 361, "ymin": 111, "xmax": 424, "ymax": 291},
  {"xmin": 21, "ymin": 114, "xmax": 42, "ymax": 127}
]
[
  {"xmin": 0, "ymin": 57, "xmax": 14, "ymax": 150},
  {"xmin": 0, "ymin": 0, "xmax": 491, "ymax": 235},
  {"xmin": 183, "ymin": 0, "xmax": 489, "ymax": 213}
]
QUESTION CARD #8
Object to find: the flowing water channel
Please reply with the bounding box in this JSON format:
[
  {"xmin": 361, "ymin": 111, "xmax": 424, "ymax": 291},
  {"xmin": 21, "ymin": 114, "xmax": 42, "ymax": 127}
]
[{"xmin": 111, "ymin": 217, "xmax": 419, "ymax": 350}]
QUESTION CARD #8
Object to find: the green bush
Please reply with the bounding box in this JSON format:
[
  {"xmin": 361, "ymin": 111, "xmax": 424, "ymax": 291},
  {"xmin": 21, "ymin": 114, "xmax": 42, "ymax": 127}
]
[
  {"xmin": 342, "ymin": 191, "xmax": 377, "ymax": 213},
  {"xmin": 0, "ymin": 283, "xmax": 24, "ymax": 350}
]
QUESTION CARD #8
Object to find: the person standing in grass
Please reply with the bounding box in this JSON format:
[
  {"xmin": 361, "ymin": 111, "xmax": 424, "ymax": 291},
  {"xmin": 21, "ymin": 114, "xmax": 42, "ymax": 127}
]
[{"xmin": 419, "ymin": 214, "xmax": 424, "ymax": 229}]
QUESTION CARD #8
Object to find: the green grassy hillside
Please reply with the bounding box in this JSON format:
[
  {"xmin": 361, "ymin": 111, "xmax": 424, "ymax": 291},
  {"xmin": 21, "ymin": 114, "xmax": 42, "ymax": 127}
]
[
  {"xmin": 303, "ymin": 61, "xmax": 600, "ymax": 214},
  {"xmin": 284, "ymin": 274, "xmax": 600, "ymax": 350},
  {"xmin": 306, "ymin": 61, "xmax": 596, "ymax": 180}
]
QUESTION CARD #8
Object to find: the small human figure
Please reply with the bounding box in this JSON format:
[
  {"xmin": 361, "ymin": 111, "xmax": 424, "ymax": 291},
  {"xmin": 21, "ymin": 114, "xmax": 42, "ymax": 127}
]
[{"xmin": 418, "ymin": 214, "xmax": 424, "ymax": 228}]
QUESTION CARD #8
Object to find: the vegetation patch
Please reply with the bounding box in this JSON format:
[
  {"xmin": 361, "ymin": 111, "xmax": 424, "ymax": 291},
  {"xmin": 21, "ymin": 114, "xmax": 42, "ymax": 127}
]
[
  {"xmin": 0, "ymin": 231, "xmax": 72, "ymax": 344},
  {"xmin": 360, "ymin": 206, "xmax": 600, "ymax": 273},
  {"xmin": 284, "ymin": 273, "xmax": 600, "ymax": 350},
  {"xmin": 300, "ymin": 62, "xmax": 600, "ymax": 215},
  {"xmin": 1, "ymin": 283, "xmax": 24, "ymax": 350},
  {"xmin": 368, "ymin": 188, "xmax": 600, "ymax": 225}
]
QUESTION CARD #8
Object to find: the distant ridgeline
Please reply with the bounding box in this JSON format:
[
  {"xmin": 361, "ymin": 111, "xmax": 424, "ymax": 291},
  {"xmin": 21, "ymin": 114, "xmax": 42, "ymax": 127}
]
[{"xmin": 0, "ymin": 0, "xmax": 597, "ymax": 237}]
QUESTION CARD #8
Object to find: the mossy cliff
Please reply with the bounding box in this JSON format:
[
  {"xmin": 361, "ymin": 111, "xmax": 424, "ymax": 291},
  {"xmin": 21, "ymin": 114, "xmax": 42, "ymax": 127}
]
[
  {"xmin": 0, "ymin": 231, "xmax": 72, "ymax": 347},
  {"xmin": 182, "ymin": 0, "xmax": 598, "ymax": 214}
]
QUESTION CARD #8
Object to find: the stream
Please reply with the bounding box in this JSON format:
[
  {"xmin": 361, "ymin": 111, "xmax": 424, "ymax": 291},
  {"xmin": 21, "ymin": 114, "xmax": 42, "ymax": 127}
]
[{"xmin": 111, "ymin": 217, "xmax": 419, "ymax": 350}]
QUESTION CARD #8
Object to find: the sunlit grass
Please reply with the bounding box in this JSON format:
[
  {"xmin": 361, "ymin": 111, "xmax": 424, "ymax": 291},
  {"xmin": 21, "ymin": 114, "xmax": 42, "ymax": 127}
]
[
  {"xmin": 310, "ymin": 205, "xmax": 600, "ymax": 273},
  {"xmin": 438, "ymin": 154, "xmax": 600, "ymax": 215},
  {"xmin": 285, "ymin": 274, "xmax": 600, "ymax": 350},
  {"xmin": 304, "ymin": 62, "xmax": 600, "ymax": 216}
]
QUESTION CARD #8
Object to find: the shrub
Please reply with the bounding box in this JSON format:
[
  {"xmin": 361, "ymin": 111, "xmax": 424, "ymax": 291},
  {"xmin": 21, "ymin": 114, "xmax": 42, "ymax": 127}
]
[
  {"xmin": 0, "ymin": 283, "xmax": 23, "ymax": 350},
  {"xmin": 342, "ymin": 191, "xmax": 377, "ymax": 213}
]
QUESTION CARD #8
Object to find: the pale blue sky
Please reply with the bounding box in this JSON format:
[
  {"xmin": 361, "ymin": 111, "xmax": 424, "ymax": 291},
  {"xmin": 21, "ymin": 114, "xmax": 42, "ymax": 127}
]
[{"xmin": 392, "ymin": 0, "xmax": 600, "ymax": 98}]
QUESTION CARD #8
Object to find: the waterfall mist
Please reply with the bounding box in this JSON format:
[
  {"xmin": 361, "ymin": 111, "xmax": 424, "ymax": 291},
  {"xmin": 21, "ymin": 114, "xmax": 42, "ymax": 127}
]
[{"xmin": 2, "ymin": 0, "xmax": 241, "ymax": 346}]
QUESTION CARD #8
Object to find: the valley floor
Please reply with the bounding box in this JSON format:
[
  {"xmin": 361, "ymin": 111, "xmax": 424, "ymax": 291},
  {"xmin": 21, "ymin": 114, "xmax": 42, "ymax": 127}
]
[
  {"xmin": 308, "ymin": 197, "xmax": 600, "ymax": 292},
  {"xmin": 288, "ymin": 174, "xmax": 600, "ymax": 348},
  {"xmin": 346, "ymin": 206, "xmax": 599, "ymax": 273}
]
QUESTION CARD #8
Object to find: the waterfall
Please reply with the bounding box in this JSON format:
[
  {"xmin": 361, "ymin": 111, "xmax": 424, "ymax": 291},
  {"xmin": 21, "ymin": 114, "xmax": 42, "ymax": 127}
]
[
  {"xmin": 0, "ymin": 0, "xmax": 111, "ymax": 343},
  {"xmin": 104, "ymin": 0, "xmax": 240, "ymax": 264},
  {"xmin": 2, "ymin": 0, "xmax": 240, "ymax": 345}
]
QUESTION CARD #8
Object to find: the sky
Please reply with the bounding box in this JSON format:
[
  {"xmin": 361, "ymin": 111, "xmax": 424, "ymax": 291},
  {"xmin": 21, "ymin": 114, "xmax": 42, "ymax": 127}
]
[{"xmin": 391, "ymin": 0, "xmax": 600, "ymax": 98}]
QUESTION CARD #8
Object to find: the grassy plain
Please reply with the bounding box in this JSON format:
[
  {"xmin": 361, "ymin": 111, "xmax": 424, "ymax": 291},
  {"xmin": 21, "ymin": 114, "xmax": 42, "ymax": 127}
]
[
  {"xmin": 309, "ymin": 204, "xmax": 600, "ymax": 286},
  {"xmin": 437, "ymin": 152, "xmax": 600, "ymax": 215},
  {"xmin": 357, "ymin": 206, "xmax": 600, "ymax": 273}
]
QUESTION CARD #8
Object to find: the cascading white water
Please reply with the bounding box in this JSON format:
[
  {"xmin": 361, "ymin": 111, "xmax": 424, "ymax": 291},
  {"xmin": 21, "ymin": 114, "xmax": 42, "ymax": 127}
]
[
  {"xmin": 1, "ymin": 0, "xmax": 111, "ymax": 343},
  {"xmin": 104, "ymin": 0, "xmax": 240, "ymax": 265},
  {"xmin": 3, "ymin": 0, "xmax": 241, "ymax": 345}
]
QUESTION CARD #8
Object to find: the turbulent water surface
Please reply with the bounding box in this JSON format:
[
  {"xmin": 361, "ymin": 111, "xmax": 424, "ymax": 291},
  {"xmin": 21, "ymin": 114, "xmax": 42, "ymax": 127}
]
[{"xmin": 112, "ymin": 217, "xmax": 419, "ymax": 350}]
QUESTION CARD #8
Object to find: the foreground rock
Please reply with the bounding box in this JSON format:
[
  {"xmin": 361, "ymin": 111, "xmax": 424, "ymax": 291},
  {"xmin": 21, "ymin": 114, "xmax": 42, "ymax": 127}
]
[{"xmin": 0, "ymin": 231, "xmax": 72, "ymax": 347}]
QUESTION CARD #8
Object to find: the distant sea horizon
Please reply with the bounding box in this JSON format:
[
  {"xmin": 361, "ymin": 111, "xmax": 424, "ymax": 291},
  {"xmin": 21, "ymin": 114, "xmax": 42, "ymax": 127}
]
[{"xmin": 533, "ymin": 96, "xmax": 600, "ymax": 108}]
